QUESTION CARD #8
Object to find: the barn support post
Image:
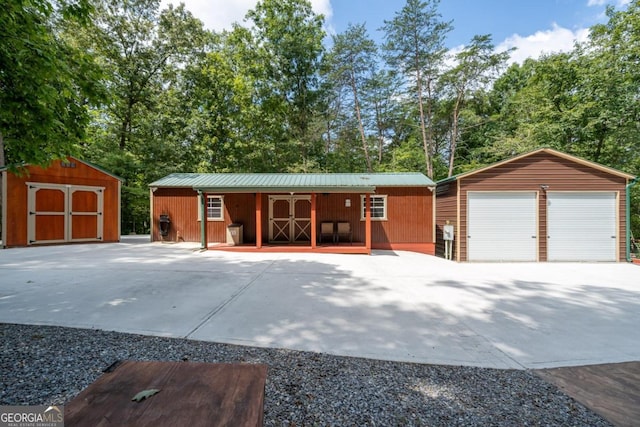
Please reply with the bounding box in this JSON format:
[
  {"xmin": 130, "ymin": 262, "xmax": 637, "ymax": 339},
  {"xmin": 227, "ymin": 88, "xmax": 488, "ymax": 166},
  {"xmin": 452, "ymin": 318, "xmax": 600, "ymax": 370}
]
[
  {"xmin": 199, "ymin": 190, "xmax": 207, "ymax": 250},
  {"xmin": 365, "ymin": 193, "xmax": 371, "ymax": 254},
  {"xmin": 255, "ymin": 193, "xmax": 262, "ymax": 249},
  {"xmin": 627, "ymin": 177, "xmax": 639, "ymax": 262},
  {"xmin": 311, "ymin": 193, "xmax": 317, "ymax": 249}
]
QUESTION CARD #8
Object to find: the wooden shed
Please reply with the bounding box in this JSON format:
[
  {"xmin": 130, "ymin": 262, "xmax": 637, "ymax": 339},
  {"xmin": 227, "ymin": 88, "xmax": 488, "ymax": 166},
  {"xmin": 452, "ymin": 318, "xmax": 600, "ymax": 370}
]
[
  {"xmin": 1, "ymin": 157, "xmax": 122, "ymax": 248},
  {"xmin": 149, "ymin": 172, "xmax": 435, "ymax": 255},
  {"xmin": 435, "ymin": 148, "xmax": 636, "ymax": 262}
]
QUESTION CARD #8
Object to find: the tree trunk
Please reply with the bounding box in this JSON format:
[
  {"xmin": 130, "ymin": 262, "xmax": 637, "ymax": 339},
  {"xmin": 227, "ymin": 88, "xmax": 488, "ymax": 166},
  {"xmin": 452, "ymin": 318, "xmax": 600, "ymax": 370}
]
[
  {"xmin": 416, "ymin": 68, "xmax": 433, "ymax": 178},
  {"xmin": 350, "ymin": 73, "xmax": 372, "ymax": 172},
  {"xmin": 0, "ymin": 131, "xmax": 5, "ymax": 168},
  {"xmin": 448, "ymin": 94, "xmax": 463, "ymax": 177},
  {"xmin": 0, "ymin": 132, "xmax": 4, "ymax": 241},
  {"xmin": 375, "ymin": 101, "xmax": 384, "ymax": 163}
]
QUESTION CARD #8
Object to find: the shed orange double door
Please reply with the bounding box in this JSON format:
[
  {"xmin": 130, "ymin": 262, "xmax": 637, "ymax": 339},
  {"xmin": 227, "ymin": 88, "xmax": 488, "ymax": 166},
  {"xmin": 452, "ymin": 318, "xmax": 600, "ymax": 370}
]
[{"xmin": 27, "ymin": 182, "xmax": 104, "ymax": 245}]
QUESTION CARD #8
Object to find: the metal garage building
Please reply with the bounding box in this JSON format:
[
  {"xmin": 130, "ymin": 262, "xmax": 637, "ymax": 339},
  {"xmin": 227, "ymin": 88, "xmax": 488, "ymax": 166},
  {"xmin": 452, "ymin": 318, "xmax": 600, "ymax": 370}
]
[
  {"xmin": 1, "ymin": 157, "xmax": 122, "ymax": 248},
  {"xmin": 435, "ymin": 148, "xmax": 636, "ymax": 262}
]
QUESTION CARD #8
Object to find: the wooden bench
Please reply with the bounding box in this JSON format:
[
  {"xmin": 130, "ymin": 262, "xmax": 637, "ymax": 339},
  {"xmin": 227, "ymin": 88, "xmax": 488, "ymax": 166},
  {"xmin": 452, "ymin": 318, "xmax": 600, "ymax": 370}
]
[{"xmin": 64, "ymin": 360, "xmax": 268, "ymax": 427}]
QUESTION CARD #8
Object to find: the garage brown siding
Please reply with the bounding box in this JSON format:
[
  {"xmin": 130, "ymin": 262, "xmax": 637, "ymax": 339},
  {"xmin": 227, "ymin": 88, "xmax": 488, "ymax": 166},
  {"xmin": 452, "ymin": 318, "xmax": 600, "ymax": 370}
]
[
  {"xmin": 455, "ymin": 151, "xmax": 629, "ymax": 262},
  {"xmin": 3, "ymin": 158, "xmax": 121, "ymax": 247},
  {"xmin": 435, "ymin": 182, "xmax": 458, "ymax": 259}
]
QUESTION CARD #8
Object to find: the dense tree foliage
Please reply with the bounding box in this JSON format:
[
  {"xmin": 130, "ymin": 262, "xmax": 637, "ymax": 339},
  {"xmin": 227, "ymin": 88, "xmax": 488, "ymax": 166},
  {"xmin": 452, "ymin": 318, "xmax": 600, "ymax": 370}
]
[
  {"xmin": 0, "ymin": 0, "xmax": 97, "ymax": 168},
  {"xmin": 1, "ymin": 0, "xmax": 639, "ymax": 240}
]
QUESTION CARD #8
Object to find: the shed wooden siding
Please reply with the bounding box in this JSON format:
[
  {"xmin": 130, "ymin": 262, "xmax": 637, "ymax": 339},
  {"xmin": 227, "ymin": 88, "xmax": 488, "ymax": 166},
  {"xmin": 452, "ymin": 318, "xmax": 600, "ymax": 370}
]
[
  {"xmin": 372, "ymin": 187, "xmax": 434, "ymax": 246},
  {"xmin": 314, "ymin": 188, "xmax": 433, "ymax": 245},
  {"xmin": 151, "ymin": 189, "xmax": 257, "ymax": 243},
  {"xmin": 152, "ymin": 187, "xmax": 434, "ymax": 249},
  {"xmin": 3, "ymin": 159, "xmax": 120, "ymax": 247},
  {"xmin": 447, "ymin": 151, "xmax": 628, "ymax": 262}
]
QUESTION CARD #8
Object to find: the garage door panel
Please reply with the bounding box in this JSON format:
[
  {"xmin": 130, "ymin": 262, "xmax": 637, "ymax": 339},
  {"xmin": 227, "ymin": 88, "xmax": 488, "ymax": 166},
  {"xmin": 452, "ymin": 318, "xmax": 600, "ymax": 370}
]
[
  {"xmin": 468, "ymin": 192, "xmax": 537, "ymax": 261},
  {"xmin": 71, "ymin": 215, "xmax": 99, "ymax": 240},
  {"xmin": 71, "ymin": 190, "xmax": 98, "ymax": 212},
  {"xmin": 547, "ymin": 192, "xmax": 616, "ymax": 261},
  {"xmin": 35, "ymin": 188, "xmax": 65, "ymax": 212},
  {"xmin": 35, "ymin": 215, "xmax": 65, "ymax": 241}
]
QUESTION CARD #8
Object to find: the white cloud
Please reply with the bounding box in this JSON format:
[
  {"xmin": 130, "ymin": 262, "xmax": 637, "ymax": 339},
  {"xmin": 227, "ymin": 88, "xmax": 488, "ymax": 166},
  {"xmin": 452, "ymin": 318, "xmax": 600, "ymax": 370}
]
[
  {"xmin": 496, "ymin": 23, "xmax": 590, "ymax": 64},
  {"xmin": 161, "ymin": 0, "xmax": 333, "ymax": 32}
]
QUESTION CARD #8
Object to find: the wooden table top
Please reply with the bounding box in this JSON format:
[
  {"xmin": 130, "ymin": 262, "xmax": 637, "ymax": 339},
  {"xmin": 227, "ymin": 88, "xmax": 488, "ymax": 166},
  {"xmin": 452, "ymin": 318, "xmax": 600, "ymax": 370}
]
[{"xmin": 64, "ymin": 360, "xmax": 268, "ymax": 427}]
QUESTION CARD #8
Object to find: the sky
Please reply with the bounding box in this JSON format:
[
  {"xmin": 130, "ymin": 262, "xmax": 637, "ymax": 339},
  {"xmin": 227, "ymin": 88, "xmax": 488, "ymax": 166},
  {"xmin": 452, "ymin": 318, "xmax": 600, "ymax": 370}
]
[{"xmin": 160, "ymin": 0, "xmax": 632, "ymax": 64}]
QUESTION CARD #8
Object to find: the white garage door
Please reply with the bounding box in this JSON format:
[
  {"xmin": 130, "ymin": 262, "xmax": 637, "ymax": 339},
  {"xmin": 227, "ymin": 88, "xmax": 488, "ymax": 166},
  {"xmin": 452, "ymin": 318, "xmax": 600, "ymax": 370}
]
[
  {"xmin": 467, "ymin": 192, "xmax": 537, "ymax": 261},
  {"xmin": 547, "ymin": 192, "xmax": 617, "ymax": 261}
]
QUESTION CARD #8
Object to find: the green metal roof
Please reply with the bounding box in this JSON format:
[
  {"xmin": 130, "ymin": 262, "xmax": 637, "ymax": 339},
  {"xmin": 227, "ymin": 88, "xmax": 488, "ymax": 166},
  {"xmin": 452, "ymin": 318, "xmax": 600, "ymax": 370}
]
[{"xmin": 150, "ymin": 172, "xmax": 434, "ymax": 193}]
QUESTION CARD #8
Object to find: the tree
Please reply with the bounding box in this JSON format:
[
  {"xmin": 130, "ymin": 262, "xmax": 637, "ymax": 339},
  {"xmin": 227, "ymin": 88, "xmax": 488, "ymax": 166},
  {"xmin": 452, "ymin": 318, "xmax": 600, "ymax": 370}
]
[
  {"xmin": 71, "ymin": 0, "xmax": 208, "ymax": 233},
  {"xmin": 382, "ymin": 0, "xmax": 452, "ymax": 178},
  {"xmin": 326, "ymin": 23, "xmax": 378, "ymax": 172},
  {"xmin": 1, "ymin": 0, "xmax": 97, "ymax": 239},
  {"xmin": 578, "ymin": 0, "xmax": 640, "ymax": 168},
  {"xmin": 440, "ymin": 35, "xmax": 510, "ymax": 176},
  {"xmin": 0, "ymin": 0, "xmax": 96, "ymax": 168},
  {"xmin": 246, "ymin": 0, "xmax": 325, "ymax": 170},
  {"xmin": 364, "ymin": 69, "xmax": 402, "ymax": 165}
]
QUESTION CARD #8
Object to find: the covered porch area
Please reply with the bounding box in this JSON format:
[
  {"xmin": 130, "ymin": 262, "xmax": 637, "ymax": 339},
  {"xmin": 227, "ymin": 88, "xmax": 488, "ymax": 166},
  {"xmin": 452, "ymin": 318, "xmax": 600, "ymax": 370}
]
[{"xmin": 198, "ymin": 191, "xmax": 374, "ymax": 255}]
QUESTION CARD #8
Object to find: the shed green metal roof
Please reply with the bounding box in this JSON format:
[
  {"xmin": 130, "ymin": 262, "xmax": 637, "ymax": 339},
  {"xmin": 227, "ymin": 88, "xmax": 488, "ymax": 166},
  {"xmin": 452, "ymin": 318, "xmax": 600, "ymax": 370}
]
[{"xmin": 150, "ymin": 172, "xmax": 434, "ymax": 193}]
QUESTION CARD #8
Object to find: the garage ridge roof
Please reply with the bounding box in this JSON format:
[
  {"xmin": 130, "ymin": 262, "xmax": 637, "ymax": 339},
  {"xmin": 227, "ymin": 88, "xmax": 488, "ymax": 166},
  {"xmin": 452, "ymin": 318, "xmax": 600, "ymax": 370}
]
[
  {"xmin": 150, "ymin": 172, "xmax": 435, "ymax": 193},
  {"xmin": 437, "ymin": 148, "xmax": 636, "ymax": 185}
]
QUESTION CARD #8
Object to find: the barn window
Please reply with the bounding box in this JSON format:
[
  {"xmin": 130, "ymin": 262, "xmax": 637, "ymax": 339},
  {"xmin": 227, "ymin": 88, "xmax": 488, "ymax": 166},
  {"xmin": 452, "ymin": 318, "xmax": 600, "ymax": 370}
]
[
  {"xmin": 207, "ymin": 196, "xmax": 224, "ymax": 220},
  {"xmin": 198, "ymin": 195, "xmax": 224, "ymax": 221},
  {"xmin": 360, "ymin": 195, "xmax": 387, "ymax": 221}
]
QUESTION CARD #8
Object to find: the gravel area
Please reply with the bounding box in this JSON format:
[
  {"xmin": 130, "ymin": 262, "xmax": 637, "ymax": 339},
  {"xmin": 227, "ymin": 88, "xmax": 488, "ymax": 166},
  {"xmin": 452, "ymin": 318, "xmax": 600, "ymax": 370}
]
[{"xmin": 1, "ymin": 323, "xmax": 612, "ymax": 426}]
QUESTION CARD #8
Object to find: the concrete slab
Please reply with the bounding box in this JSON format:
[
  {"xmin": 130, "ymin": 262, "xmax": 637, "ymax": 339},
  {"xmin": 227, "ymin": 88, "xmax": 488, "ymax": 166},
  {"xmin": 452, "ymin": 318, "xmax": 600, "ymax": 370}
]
[{"xmin": 0, "ymin": 236, "xmax": 638, "ymax": 369}]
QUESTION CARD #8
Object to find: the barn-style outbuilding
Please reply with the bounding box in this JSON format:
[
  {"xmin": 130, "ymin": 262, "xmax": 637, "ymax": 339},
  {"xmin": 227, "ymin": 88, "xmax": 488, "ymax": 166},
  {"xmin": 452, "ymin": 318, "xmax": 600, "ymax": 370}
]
[
  {"xmin": 1, "ymin": 157, "xmax": 122, "ymax": 248},
  {"xmin": 149, "ymin": 172, "xmax": 436, "ymax": 255},
  {"xmin": 435, "ymin": 148, "xmax": 636, "ymax": 262}
]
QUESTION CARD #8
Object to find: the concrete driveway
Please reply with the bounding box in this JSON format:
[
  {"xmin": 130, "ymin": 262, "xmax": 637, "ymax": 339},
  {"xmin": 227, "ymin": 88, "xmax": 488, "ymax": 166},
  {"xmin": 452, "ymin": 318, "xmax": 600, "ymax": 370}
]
[{"xmin": 0, "ymin": 236, "xmax": 638, "ymax": 369}]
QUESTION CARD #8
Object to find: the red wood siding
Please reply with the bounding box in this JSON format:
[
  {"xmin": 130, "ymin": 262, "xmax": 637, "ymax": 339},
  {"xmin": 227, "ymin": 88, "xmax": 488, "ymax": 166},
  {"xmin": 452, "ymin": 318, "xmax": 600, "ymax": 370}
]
[
  {"xmin": 152, "ymin": 190, "xmax": 258, "ymax": 243},
  {"xmin": 3, "ymin": 158, "xmax": 120, "ymax": 247},
  {"xmin": 152, "ymin": 187, "xmax": 435, "ymax": 250},
  {"xmin": 444, "ymin": 151, "xmax": 628, "ymax": 262},
  {"xmin": 152, "ymin": 188, "xmax": 202, "ymax": 242}
]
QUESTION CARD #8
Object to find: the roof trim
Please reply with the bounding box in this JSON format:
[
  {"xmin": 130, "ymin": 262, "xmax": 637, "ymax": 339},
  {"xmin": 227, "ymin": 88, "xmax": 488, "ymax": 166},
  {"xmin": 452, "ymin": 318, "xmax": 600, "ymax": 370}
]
[
  {"xmin": 74, "ymin": 157, "xmax": 124, "ymax": 182},
  {"xmin": 0, "ymin": 156, "xmax": 123, "ymax": 181},
  {"xmin": 194, "ymin": 185, "xmax": 377, "ymax": 193},
  {"xmin": 437, "ymin": 148, "xmax": 636, "ymax": 184}
]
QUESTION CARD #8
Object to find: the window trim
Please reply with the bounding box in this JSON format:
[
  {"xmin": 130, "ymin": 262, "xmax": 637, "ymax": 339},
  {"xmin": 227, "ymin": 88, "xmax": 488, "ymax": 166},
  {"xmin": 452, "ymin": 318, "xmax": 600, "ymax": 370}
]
[
  {"xmin": 360, "ymin": 194, "xmax": 388, "ymax": 221},
  {"xmin": 197, "ymin": 194, "xmax": 225, "ymax": 221}
]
